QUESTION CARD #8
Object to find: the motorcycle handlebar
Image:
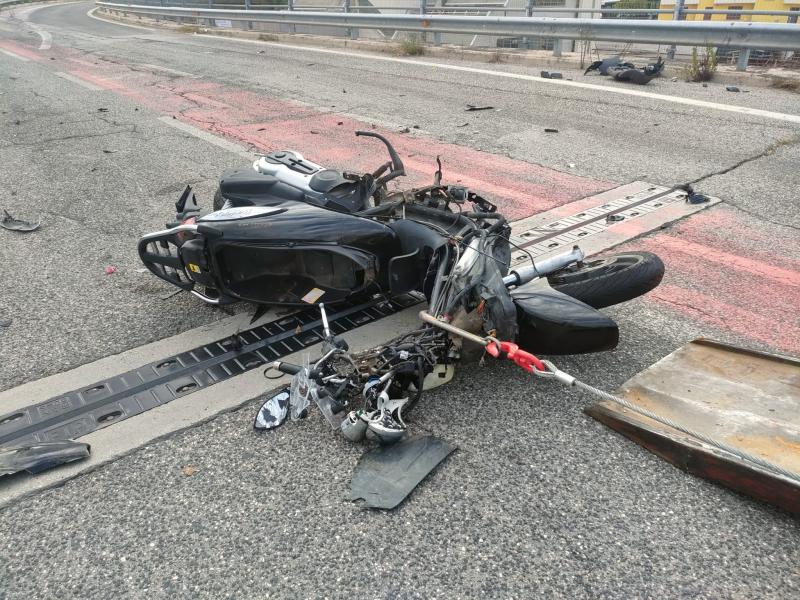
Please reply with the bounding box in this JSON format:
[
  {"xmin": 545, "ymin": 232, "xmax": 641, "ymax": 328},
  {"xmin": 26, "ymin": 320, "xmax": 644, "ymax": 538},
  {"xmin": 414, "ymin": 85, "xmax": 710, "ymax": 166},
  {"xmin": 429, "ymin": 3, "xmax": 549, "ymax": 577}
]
[
  {"xmin": 355, "ymin": 131, "xmax": 405, "ymax": 184},
  {"xmin": 272, "ymin": 361, "xmax": 302, "ymax": 376}
]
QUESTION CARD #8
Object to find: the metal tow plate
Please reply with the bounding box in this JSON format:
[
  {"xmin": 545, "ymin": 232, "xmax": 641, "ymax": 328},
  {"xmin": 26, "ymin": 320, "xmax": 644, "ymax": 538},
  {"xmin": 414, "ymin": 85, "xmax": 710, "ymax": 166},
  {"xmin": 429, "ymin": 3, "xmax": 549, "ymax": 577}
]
[{"xmin": 586, "ymin": 338, "xmax": 800, "ymax": 514}]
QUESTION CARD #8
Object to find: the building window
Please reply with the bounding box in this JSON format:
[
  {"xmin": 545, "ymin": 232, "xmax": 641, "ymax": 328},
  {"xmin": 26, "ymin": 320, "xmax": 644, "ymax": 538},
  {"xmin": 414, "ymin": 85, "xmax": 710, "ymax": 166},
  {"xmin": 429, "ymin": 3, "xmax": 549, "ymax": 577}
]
[
  {"xmin": 790, "ymin": 7, "xmax": 799, "ymax": 24},
  {"xmin": 703, "ymin": 8, "xmax": 712, "ymax": 20},
  {"xmin": 726, "ymin": 6, "xmax": 743, "ymax": 21}
]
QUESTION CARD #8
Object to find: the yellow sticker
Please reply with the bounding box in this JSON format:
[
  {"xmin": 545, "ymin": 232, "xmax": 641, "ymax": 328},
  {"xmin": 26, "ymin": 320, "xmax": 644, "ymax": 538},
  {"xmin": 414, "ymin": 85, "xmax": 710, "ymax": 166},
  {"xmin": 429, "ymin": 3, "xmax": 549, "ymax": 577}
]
[{"xmin": 188, "ymin": 263, "xmax": 201, "ymax": 273}]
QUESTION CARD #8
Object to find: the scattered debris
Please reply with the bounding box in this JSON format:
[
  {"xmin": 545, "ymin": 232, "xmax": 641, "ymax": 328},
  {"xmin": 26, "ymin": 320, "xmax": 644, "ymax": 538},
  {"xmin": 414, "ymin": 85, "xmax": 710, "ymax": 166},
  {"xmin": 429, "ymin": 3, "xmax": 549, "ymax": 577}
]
[
  {"xmin": 104, "ymin": 266, "xmax": 118, "ymax": 275},
  {"xmin": 97, "ymin": 107, "xmax": 109, "ymax": 112},
  {"xmin": 456, "ymin": 122, "xmax": 469, "ymax": 127},
  {"xmin": 254, "ymin": 388, "xmax": 290, "ymax": 431},
  {"xmin": 671, "ymin": 77, "xmax": 678, "ymax": 82},
  {"xmin": 337, "ymin": 121, "xmax": 343, "ymax": 125},
  {"xmin": 611, "ymin": 68, "xmax": 658, "ymax": 85},
  {"xmin": 310, "ymin": 130, "xmax": 320, "ymax": 134},
  {"xmin": 679, "ymin": 184, "xmax": 711, "ymax": 204},
  {"xmin": 1, "ymin": 209, "xmax": 40, "ymax": 232},
  {"xmin": 726, "ymin": 86, "xmax": 741, "ymax": 93},
  {"xmin": 350, "ymin": 436, "xmax": 456, "ymax": 509},
  {"xmin": 412, "ymin": 125, "xmax": 420, "ymax": 129},
  {"xmin": 398, "ymin": 127, "xmax": 411, "ymax": 134},
  {"xmin": 0, "ymin": 441, "xmax": 91, "ymax": 477},
  {"xmin": 584, "ymin": 56, "xmax": 635, "ymax": 76},
  {"xmin": 257, "ymin": 127, "xmax": 266, "ymax": 131},
  {"xmin": 540, "ymin": 71, "xmax": 563, "ymax": 79},
  {"xmin": 606, "ymin": 213, "xmax": 625, "ymax": 223},
  {"xmin": 0, "ymin": 318, "xmax": 11, "ymax": 328},
  {"xmin": 181, "ymin": 465, "xmax": 199, "ymax": 477},
  {"xmin": 465, "ymin": 104, "xmax": 494, "ymax": 111},
  {"xmin": 102, "ymin": 149, "xmax": 116, "ymax": 154},
  {"xmin": 544, "ymin": 128, "xmax": 559, "ymax": 133},
  {"xmin": 702, "ymin": 83, "xmax": 708, "ymax": 88},
  {"xmin": 568, "ymin": 163, "xmax": 576, "ymax": 169}
]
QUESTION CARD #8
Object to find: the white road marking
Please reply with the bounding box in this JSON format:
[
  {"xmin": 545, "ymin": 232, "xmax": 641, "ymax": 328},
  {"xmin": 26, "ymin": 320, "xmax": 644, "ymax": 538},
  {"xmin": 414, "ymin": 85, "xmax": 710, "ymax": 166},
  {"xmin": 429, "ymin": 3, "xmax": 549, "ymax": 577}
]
[
  {"xmin": 195, "ymin": 33, "xmax": 800, "ymax": 126},
  {"xmin": 158, "ymin": 115, "xmax": 254, "ymax": 159},
  {"xmin": 28, "ymin": 22, "xmax": 51, "ymax": 50},
  {"xmin": 0, "ymin": 48, "xmax": 28, "ymax": 61},
  {"xmin": 138, "ymin": 62, "xmax": 199, "ymax": 79},
  {"xmin": 53, "ymin": 71, "xmax": 104, "ymax": 91}
]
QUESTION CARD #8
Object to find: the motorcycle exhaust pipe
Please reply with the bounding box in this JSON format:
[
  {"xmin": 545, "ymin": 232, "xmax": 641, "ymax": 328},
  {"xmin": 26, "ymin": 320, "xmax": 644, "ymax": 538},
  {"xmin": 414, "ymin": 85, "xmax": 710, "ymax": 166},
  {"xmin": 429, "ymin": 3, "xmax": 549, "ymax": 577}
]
[{"xmin": 503, "ymin": 245, "xmax": 584, "ymax": 288}]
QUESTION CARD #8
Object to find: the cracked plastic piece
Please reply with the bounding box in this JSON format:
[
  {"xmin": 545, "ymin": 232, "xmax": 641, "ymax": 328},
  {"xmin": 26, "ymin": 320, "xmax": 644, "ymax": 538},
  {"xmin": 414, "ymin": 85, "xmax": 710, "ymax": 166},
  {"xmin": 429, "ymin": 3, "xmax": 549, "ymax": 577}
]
[
  {"xmin": 349, "ymin": 435, "xmax": 456, "ymax": 509},
  {"xmin": 1, "ymin": 209, "xmax": 40, "ymax": 232},
  {"xmin": 0, "ymin": 441, "xmax": 90, "ymax": 477},
  {"xmin": 254, "ymin": 388, "xmax": 290, "ymax": 431}
]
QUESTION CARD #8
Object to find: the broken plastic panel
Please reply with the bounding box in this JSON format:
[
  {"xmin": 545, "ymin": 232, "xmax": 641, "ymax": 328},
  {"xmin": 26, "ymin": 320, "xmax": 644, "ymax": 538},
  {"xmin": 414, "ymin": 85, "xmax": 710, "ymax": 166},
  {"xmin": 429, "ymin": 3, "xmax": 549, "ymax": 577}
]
[
  {"xmin": 1, "ymin": 209, "xmax": 40, "ymax": 232},
  {"xmin": 350, "ymin": 435, "xmax": 456, "ymax": 509},
  {"xmin": 254, "ymin": 388, "xmax": 290, "ymax": 431},
  {"xmin": 0, "ymin": 441, "xmax": 90, "ymax": 477}
]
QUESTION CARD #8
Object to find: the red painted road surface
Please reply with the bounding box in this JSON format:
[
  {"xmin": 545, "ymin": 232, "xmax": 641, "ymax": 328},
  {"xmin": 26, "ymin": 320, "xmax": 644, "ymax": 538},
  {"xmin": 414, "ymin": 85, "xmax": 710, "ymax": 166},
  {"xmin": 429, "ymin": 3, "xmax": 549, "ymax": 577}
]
[{"xmin": 2, "ymin": 38, "xmax": 798, "ymax": 355}]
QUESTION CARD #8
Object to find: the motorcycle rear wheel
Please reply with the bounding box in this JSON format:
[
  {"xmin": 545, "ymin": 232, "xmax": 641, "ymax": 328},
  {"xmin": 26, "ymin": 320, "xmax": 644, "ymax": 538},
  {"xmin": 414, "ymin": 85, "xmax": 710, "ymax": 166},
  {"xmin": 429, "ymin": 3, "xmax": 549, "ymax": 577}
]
[{"xmin": 547, "ymin": 251, "xmax": 664, "ymax": 309}]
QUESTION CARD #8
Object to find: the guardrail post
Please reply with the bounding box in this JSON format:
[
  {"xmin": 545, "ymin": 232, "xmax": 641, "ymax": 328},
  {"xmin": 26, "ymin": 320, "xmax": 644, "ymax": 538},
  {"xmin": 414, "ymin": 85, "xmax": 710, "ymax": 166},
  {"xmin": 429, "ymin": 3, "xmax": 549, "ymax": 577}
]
[
  {"xmin": 522, "ymin": 0, "xmax": 534, "ymax": 49},
  {"xmin": 288, "ymin": 0, "xmax": 296, "ymax": 34},
  {"xmin": 552, "ymin": 38, "xmax": 562, "ymax": 57},
  {"xmin": 667, "ymin": 0, "xmax": 686, "ymax": 60},
  {"xmin": 419, "ymin": 0, "xmax": 427, "ymax": 43},
  {"xmin": 344, "ymin": 0, "xmax": 358, "ymax": 40},
  {"xmin": 736, "ymin": 48, "xmax": 751, "ymax": 71}
]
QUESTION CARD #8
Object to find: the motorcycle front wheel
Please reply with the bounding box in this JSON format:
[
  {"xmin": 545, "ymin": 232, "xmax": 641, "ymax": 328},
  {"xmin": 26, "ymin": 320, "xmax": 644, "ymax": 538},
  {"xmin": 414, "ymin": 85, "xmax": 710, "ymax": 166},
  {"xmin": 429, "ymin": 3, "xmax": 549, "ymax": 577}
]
[{"xmin": 547, "ymin": 251, "xmax": 665, "ymax": 309}]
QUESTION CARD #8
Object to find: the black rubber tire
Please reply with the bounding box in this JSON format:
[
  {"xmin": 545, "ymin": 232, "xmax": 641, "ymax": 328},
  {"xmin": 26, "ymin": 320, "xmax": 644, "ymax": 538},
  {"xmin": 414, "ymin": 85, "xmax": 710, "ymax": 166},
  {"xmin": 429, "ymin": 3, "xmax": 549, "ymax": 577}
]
[
  {"xmin": 212, "ymin": 187, "xmax": 225, "ymax": 212},
  {"xmin": 547, "ymin": 251, "xmax": 664, "ymax": 309}
]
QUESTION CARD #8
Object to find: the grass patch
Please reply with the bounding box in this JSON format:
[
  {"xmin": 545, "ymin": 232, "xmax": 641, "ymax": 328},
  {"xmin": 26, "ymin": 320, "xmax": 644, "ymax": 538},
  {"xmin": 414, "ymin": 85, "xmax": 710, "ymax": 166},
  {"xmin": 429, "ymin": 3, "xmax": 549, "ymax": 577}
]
[
  {"xmin": 258, "ymin": 33, "xmax": 279, "ymax": 42},
  {"xmin": 398, "ymin": 36, "xmax": 425, "ymax": 56},
  {"xmin": 487, "ymin": 50, "xmax": 504, "ymax": 64},
  {"xmin": 176, "ymin": 25, "xmax": 201, "ymax": 34},
  {"xmin": 684, "ymin": 46, "xmax": 717, "ymax": 82}
]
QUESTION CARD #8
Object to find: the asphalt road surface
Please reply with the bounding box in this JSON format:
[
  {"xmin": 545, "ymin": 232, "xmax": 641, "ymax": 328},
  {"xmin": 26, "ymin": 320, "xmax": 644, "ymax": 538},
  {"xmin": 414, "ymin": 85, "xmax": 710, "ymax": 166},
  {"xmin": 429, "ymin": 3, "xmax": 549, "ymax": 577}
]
[{"xmin": 0, "ymin": 2, "xmax": 798, "ymax": 598}]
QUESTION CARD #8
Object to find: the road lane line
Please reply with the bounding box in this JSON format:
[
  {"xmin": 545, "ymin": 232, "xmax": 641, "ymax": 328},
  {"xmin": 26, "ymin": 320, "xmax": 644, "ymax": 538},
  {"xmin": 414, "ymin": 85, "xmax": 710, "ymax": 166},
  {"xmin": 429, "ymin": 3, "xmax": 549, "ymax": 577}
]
[
  {"xmin": 195, "ymin": 34, "xmax": 800, "ymax": 126},
  {"xmin": 138, "ymin": 63, "xmax": 199, "ymax": 79},
  {"xmin": 29, "ymin": 22, "xmax": 51, "ymax": 50},
  {"xmin": 0, "ymin": 48, "xmax": 29, "ymax": 61},
  {"xmin": 53, "ymin": 71, "xmax": 104, "ymax": 91},
  {"xmin": 158, "ymin": 115, "xmax": 254, "ymax": 159}
]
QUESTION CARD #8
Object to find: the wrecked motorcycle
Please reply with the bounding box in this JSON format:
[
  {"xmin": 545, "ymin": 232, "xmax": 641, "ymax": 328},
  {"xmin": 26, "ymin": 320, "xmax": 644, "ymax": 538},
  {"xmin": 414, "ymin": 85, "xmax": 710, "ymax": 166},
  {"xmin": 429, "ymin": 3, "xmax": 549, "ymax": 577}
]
[{"xmin": 139, "ymin": 131, "xmax": 665, "ymax": 443}]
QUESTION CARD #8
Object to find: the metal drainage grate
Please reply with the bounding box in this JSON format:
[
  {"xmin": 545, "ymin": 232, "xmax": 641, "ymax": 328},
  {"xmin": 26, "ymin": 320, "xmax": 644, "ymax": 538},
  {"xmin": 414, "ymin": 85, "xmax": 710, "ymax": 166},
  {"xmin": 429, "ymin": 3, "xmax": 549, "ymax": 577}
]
[
  {"xmin": 509, "ymin": 186, "xmax": 685, "ymax": 266},
  {"xmin": 0, "ymin": 294, "xmax": 422, "ymax": 448}
]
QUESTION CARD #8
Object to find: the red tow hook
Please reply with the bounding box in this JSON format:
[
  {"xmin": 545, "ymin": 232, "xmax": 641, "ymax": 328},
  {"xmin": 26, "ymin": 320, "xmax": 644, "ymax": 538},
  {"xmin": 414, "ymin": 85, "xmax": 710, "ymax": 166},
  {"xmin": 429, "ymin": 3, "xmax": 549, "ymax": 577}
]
[{"xmin": 485, "ymin": 341, "xmax": 546, "ymax": 374}]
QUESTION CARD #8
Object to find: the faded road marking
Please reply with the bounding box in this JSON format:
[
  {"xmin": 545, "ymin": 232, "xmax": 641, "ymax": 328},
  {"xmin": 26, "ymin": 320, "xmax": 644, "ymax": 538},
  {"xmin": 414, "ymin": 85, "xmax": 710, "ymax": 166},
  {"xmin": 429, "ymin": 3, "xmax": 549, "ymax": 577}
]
[{"xmin": 54, "ymin": 71, "xmax": 104, "ymax": 91}]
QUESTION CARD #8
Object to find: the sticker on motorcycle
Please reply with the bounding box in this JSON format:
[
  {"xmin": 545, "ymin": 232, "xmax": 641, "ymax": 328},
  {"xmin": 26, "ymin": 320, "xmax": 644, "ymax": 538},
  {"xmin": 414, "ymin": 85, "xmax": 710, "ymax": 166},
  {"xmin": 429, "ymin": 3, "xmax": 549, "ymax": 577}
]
[
  {"xmin": 188, "ymin": 263, "xmax": 201, "ymax": 273},
  {"xmin": 301, "ymin": 287, "xmax": 325, "ymax": 304}
]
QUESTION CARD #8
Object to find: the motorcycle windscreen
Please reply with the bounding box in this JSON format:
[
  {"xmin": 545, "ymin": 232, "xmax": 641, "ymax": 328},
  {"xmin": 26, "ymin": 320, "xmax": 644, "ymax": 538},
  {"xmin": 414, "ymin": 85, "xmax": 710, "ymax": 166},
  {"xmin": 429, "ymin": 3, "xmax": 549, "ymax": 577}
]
[
  {"xmin": 512, "ymin": 285, "xmax": 618, "ymax": 355},
  {"xmin": 214, "ymin": 243, "xmax": 375, "ymax": 304}
]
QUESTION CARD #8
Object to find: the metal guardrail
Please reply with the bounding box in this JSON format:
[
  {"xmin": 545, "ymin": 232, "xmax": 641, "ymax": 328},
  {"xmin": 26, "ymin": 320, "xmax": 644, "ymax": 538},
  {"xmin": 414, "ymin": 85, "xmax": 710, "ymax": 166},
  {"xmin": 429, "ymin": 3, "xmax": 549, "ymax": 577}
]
[{"xmin": 95, "ymin": 2, "xmax": 800, "ymax": 50}]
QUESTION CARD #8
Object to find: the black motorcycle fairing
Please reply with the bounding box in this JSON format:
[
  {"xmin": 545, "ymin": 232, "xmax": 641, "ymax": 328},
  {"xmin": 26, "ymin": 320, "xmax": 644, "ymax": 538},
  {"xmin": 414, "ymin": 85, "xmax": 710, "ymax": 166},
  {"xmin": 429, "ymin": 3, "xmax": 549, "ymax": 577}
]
[
  {"xmin": 218, "ymin": 168, "xmax": 307, "ymax": 206},
  {"xmin": 219, "ymin": 167, "xmax": 371, "ymax": 214},
  {"xmin": 214, "ymin": 242, "xmax": 378, "ymax": 305},
  {"xmin": 197, "ymin": 200, "xmax": 401, "ymax": 305},
  {"xmin": 512, "ymin": 283, "xmax": 619, "ymax": 355}
]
